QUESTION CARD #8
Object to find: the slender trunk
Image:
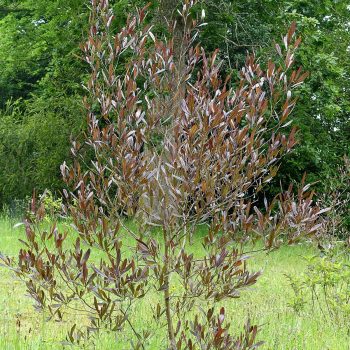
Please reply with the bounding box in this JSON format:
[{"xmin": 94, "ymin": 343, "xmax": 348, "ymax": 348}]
[
  {"xmin": 163, "ymin": 228, "xmax": 176, "ymax": 350},
  {"xmin": 164, "ymin": 274, "xmax": 176, "ymax": 349},
  {"xmin": 156, "ymin": 3, "xmax": 186, "ymax": 341}
]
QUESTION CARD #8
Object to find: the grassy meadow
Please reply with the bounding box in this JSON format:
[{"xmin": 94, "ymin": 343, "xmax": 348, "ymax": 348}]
[{"xmin": 0, "ymin": 217, "xmax": 349, "ymax": 350}]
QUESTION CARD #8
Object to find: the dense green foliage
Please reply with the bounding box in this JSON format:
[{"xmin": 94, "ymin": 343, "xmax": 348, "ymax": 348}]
[
  {"xmin": 0, "ymin": 0, "xmax": 87, "ymax": 204},
  {"xmin": 0, "ymin": 0, "xmax": 349, "ymax": 206},
  {"xmin": 0, "ymin": 0, "xmax": 135, "ymax": 205}
]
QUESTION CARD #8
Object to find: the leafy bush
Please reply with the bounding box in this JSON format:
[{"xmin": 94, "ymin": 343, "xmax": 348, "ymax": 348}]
[
  {"xmin": 287, "ymin": 247, "xmax": 350, "ymax": 326},
  {"xmin": 320, "ymin": 156, "xmax": 350, "ymax": 239},
  {"xmin": 0, "ymin": 97, "xmax": 81, "ymax": 207},
  {"xmin": 2, "ymin": 1, "xmax": 326, "ymax": 348}
]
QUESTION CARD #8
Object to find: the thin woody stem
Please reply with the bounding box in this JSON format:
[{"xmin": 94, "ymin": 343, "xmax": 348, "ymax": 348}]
[{"xmin": 163, "ymin": 225, "xmax": 176, "ymax": 350}]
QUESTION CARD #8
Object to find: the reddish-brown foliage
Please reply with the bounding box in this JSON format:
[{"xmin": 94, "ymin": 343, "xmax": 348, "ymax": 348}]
[{"xmin": 2, "ymin": 1, "xmax": 327, "ymax": 348}]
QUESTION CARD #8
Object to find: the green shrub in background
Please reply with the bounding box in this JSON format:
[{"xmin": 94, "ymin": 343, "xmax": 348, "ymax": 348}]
[
  {"xmin": 287, "ymin": 246, "xmax": 350, "ymax": 326},
  {"xmin": 0, "ymin": 99, "xmax": 80, "ymax": 206}
]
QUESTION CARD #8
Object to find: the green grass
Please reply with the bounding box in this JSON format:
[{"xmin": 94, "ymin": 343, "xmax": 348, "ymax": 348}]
[{"xmin": 1, "ymin": 217, "xmax": 350, "ymax": 349}]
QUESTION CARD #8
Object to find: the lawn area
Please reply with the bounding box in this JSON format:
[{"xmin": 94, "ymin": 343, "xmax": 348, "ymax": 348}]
[{"xmin": 0, "ymin": 217, "xmax": 349, "ymax": 349}]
